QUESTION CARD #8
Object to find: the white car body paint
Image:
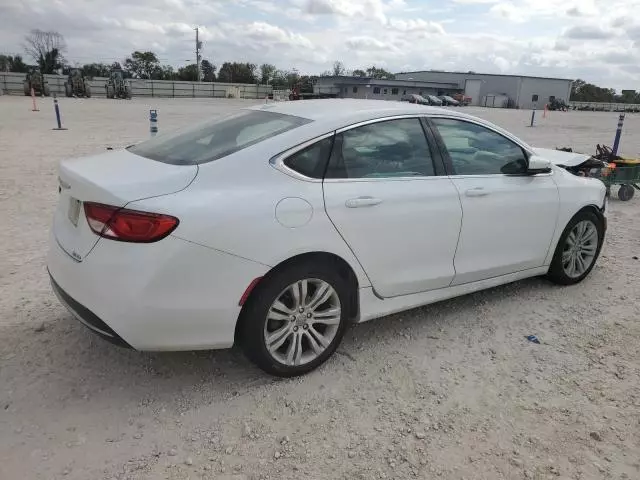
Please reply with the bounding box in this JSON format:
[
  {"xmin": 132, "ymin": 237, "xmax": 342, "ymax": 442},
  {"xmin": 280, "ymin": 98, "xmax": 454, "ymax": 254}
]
[{"xmin": 48, "ymin": 100, "xmax": 606, "ymax": 352}]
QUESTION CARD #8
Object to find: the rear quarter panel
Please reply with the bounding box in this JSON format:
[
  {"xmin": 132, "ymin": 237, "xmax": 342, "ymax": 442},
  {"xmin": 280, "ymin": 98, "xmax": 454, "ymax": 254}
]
[{"xmin": 127, "ymin": 142, "xmax": 371, "ymax": 288}]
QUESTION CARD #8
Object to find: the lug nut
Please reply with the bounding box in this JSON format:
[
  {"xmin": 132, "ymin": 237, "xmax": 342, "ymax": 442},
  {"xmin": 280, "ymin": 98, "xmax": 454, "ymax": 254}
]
[
  {"xmin": 303, "ymin": 324, "xmax": 309, "ymax": 330},
  {"xmin": 290, "ymin": 315, "xmax": 296, "ymax": 322},
  {"xmin": 293, "ymin": 326, "xmax": 298, "ymax": 332},
  {"xmin": 307, "ymin": 313, "xmax": 312, "ymax": 318},
  {"xmin": 299, "ymin": 307, "xmax": 304, "ymax": 313}
]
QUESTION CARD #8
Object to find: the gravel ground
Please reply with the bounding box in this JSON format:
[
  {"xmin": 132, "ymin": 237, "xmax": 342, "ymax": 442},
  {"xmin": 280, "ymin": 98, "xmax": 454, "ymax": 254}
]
[{"xmin": 1, "ymin": 96, "xmax": 639, "ymax": 480}]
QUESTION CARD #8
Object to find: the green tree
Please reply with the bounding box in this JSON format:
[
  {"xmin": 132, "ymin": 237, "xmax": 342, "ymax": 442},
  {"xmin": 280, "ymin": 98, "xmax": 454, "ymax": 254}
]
[
  {"xmin": 332, "ymin": 60, "xmax": 345, "ymax": 76},
  {"xmin": 200, "ymin": 59, "xmax": 216, "ymax": 82},
  {"xmin": 177, "ymin": 64, "xmax": 199, "ymax": 81},
  {"xmin": 352, "ymin": 69, "xmax": 366, "ymax": 77},
  {"xmin": 365, "ymin": 66, "xmax": 394, "ymax": 79},
  {"xmin": 80, "ymin": 63, "xmax": 111, "ymax": 78},
  {"xmin": 0, "ymin": 54, "xmax": 29, "ymax": 72},
  {"xmin": 217, "ymin": 62, "xmax": 257, "ymax": 84},
  {"xmin": 259, "ymin": 63, "xmax": 277, "ymax": 84},
  {"xmin": 24, "ymin": 29, "xmax": 66, "ymax": 73},
  {"xmin": 124, "ymin": 51, "xmax": 161, "ymax": 79}
]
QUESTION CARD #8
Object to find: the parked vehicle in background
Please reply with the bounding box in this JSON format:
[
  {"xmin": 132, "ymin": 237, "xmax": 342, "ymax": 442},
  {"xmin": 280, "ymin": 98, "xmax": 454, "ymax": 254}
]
[
  {"xmin": 48, "ymin": 100, "xmax": 607, "ymax": 377},
  {"xmin": 426, "ymin": 95, "xmax": 443, "ymax": 106},
  {"xmin": 23, "ymin": 69, "xmax": 50, "ymax": 97},
  {"xmin": 439, "ymin": 95, "xmax": 460, "ymax": 106},
  {"xmin": 64, "ymin": 69, "xmax": 92, "ymax": 98},
  {"xmin": 401, "ymin": 94, "xmax": 430, "ymax": 105}
]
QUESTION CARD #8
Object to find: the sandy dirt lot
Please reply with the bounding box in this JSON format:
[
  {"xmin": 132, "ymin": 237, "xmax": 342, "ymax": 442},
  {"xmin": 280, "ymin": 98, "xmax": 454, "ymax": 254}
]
[{"xmin": 0, "ymin": 96, "xmax": 639, "ymax": 480}]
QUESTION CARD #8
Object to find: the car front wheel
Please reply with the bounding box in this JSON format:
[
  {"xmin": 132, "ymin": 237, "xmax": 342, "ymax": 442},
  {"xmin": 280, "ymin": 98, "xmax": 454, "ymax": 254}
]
[
  {"xmin": 547, "ymin": 210, "xmax": 604, "ymax": 285},
  {"xmin": 239, "ymin": 262, "xmax": 351, "ymax": 377}
]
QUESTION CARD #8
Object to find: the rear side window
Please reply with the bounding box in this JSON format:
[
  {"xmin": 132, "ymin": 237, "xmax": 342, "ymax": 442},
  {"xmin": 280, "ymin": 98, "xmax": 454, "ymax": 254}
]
[
  {"xmin": 283, "ymin": 137, "xmax": 334, "ymax": 179},
  {"xmin": 325, "ymin": 118, "xmax": 435, "ymax": 179},
  {"xmin": 129, "ymin": 110, "xmax": 311, "ymax": 165}
]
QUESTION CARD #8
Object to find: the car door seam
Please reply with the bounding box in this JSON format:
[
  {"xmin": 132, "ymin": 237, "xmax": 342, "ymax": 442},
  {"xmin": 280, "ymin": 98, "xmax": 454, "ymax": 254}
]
[
  {"xmin": 321, "ymin": 180, "xmax": 377, "ymax": 295},
  {"xmin": 448, "ymin": 178, "xmax": 465, "ymax": 287}
]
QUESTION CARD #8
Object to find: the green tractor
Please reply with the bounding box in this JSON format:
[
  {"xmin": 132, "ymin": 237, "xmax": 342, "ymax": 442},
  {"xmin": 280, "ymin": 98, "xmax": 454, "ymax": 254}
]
[
  {"xmin": 105, "ymin": 69, "xmax": 132, "ymax": 99},
  {"xmin": 23, "ymin": 69, "xmax": 50, "ymax": 97},
  {"xmin": 64, "ymin": 69, "xmax": 92, "ymax": 98}
]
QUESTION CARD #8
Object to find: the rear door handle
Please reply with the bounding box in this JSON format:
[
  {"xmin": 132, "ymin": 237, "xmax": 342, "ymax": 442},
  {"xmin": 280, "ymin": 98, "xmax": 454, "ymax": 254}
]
[
  {"xmin": 345, "ymin": 196, "xmax": 383, "ymax": 208},
  {"xmin": 465, "ymin": 188, "xmax": 490, "ymax": 197}
]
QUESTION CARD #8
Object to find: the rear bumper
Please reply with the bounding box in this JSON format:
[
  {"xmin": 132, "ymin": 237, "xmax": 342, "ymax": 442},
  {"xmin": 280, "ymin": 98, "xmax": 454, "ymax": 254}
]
[
  {"xmin": 50, "ymin": 274, "xmax": 132, "ymax": 348},
  {"xmin": 47, "ymin": 232, "xmax": 270, "ymax": 351}
]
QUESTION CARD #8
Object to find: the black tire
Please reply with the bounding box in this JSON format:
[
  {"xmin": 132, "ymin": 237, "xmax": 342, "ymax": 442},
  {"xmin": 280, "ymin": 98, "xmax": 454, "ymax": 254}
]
[
  {"xmin": 546, "ymin": 209, "xmax": 604, "ymax": 285},
  {"xmin": 239, "ymin": 262, "xmax": 351, "ymax": 377},
  {"xmin": 618, "ymin": 184, "xmax": 634, "ymax": 201}
]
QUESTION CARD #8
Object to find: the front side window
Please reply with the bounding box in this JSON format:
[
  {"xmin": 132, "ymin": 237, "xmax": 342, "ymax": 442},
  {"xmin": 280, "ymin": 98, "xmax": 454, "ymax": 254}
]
[
  {"xmin": 431, "ymin": 118, "xmax": 528, "ymax": 175},
  {"xmin": 391, "ymin": 88, "xmax": 399, "ymax": 95},
  {"xmin": 325, "ymin": 118, "xmax": 435, "ymax": 179},
  {"xmin": 129, "ymin": 110, "xmax": 311, "ymax": 165},
  {"xmin": 353, "ymin": 86, "xmax": 358, "ymax": 93},
  {"xmin": 532, "ymin": 94, "xmax": 539, "ymax": 102},
  {"xmin": 383, "ymin": 88, "xmax": 388, "ymax": 94},
  {"xmin": 373, "ymin": 87, "xmax": 381, "ymax": 94},
  {"xmin": 283, "ymin": 137, "xmax": 334, "ymax": 179}
]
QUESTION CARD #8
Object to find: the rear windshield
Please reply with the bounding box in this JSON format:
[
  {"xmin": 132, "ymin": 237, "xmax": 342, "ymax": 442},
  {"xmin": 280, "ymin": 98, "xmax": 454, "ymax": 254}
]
[{"xmin": 128, "ymin": 110, "xmax": 311, "ymax": 165}]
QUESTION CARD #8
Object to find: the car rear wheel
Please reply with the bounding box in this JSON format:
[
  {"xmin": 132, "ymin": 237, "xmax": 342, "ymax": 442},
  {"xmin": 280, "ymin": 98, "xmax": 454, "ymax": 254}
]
[
  {"xmin": 547, "ymin": 210, "xmax": 603, "ymax": 285},
  {"xmin": 240, "ymin": 262, "xmax": 351, "ymax": 377}
]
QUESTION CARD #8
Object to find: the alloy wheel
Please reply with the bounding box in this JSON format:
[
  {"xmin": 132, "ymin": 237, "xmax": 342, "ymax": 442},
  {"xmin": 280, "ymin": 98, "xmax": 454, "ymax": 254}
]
[
  {"xmin": 562, "ymin": 220, "xmax": 598, "ymax": 278},
  {"xmin": 263, "ymin": 279, "xmax": 341, "ymax": 366}
]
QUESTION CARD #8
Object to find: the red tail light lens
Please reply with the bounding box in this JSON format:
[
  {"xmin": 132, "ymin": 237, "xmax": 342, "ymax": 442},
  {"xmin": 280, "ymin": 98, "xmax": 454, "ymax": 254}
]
[{"xmin": 84, "ymin": 202, "xmax": 179, "ymax": 243}]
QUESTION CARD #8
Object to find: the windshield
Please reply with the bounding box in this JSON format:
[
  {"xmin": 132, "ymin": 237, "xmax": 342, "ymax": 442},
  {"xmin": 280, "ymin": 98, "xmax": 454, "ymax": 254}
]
[{"xmin": 129, "ymin": 110, "xmax": 312, "ymax": 165}]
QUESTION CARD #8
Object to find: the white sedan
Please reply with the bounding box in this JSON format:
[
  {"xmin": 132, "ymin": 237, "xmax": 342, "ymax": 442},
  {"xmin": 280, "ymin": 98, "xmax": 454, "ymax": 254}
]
[{"xmin": 48, "ymin": 100, "xmax": 607, "ymax": 376}]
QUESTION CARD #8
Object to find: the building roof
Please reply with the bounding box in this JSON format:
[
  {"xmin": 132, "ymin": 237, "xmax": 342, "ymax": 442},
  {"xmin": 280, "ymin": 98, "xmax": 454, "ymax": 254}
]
[{"xmin": 396, "ymin": 70, "xmax": 573, "ymax": 82}]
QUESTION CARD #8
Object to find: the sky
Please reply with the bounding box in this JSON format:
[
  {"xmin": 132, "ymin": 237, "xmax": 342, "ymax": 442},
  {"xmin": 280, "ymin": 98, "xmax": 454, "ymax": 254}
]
[{"xmin": 0, "ymin": 0, "xmax": 638, "ymax": 90}]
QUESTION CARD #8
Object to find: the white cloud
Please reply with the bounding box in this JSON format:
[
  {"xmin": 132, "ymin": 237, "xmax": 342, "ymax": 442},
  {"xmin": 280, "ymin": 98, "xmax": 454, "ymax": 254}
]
[{"xmin": 0, "ymin": 0, "xmax": 638, "ymax": 90}]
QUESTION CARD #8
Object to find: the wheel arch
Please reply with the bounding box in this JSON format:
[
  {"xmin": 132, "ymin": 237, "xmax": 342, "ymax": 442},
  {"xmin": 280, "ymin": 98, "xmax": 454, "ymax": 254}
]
[
  {"xmin": 234, "ymin": 251, "xmax": 360, "ymax": 345},
  {"xmin": 544, "ymin": 203, "xmax": 605, "ymax": 266}
]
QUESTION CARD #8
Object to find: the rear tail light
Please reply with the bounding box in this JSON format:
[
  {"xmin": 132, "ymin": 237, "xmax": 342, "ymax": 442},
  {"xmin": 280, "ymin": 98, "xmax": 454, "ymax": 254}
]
[{"xmin": 84, "ymin": 202, "xmax": 179, "ymax": 243}]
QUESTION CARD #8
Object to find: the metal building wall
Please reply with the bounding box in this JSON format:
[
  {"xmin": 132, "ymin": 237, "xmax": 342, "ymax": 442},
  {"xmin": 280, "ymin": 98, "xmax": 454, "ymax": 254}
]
[
  {"xmin": 516, "ymin": 77, "xmax": 573, "ymax": 109},
  {"xmin": 394, "ymin": 71, "xmax": 521, "ymax": 102}
]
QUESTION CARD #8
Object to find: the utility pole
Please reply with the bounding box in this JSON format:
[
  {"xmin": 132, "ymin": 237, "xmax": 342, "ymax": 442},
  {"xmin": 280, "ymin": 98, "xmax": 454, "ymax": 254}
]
[{"xmin": 195, "ymin": 27, "xmax": 202, "ymax": 82}]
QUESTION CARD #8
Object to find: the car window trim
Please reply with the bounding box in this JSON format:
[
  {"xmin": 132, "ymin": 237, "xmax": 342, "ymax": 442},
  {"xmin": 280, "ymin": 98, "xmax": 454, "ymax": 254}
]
[
  {"xmin": 426, "ymin": 115, "xmax": 539, "ymax": 177},
  {"xmin": 327, "ymin": 114, "xmax": 444, "ymax": 181},
  {"xmin": 269, "ymin": 132, "xmax": 336, "ymax": 182}
]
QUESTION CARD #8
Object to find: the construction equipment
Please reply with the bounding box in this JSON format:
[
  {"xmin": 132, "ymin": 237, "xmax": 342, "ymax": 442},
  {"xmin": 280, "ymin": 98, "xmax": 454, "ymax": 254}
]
[
  {"xmin": 548, "ymin": 98, "xmax": 568, "ymax": 111},
  {"xmin": 105, "ymin": 68, "xmax": 132, "ymax": 99},
  {"xmin": 23, "ymin": 69, "xmax": 50, "ymax": 97},
  {"xmin": 64, "ymin": 69, "xmax": 92, "ymax": 98},
  {"xmin": 594, "ymin": 145, "xmax": 640, "ymax": 201}
]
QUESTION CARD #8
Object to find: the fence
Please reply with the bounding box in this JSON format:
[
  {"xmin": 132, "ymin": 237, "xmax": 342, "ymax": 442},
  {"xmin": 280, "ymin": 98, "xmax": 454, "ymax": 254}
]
[
  {"xmin": 569, "ymin": 101, "xmax": 640, "ymax": 112},
  {"xmin": 0, "ymin": 72, "xmax": 273, "ymax": 99}
]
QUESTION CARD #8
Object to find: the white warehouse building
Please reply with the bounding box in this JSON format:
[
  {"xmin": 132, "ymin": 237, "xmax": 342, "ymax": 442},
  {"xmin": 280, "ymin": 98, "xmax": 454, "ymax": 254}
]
[{"xmin": 394, "ymin": 70, "xmax": 573, "ymax": 109}]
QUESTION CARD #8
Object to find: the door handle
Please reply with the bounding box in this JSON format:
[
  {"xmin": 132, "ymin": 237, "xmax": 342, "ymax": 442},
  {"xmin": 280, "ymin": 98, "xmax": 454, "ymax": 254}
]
[
  {"xmin": 345, "ymin": 196, "xmax": 383, "ymax": 208},
  {"xmin": 465, "ymin": 188, "xmax": 490, "ymax": 197}
]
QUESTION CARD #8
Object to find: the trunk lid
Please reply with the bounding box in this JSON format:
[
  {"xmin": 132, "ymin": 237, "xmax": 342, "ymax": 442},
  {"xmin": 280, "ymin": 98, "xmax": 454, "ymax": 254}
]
[
  {"xmin": 532, "ymin": 147, "xmax": 591, "ymax": 167},
  {"xmin": 53, "ymin": 149, "xmax": 197, "ymax": 262}
]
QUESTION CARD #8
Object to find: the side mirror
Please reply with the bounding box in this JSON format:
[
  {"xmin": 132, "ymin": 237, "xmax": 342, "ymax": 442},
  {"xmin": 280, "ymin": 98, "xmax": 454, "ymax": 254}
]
[{"xmin": 527, "ymin": 155, "xmax": 552, "ymax": 174}]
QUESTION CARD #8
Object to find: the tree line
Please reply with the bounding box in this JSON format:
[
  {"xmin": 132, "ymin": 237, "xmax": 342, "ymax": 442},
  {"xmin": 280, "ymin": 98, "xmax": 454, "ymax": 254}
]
[{"xmin": 570, "ymin": 79, "xmax": 640, "ymax": 104}]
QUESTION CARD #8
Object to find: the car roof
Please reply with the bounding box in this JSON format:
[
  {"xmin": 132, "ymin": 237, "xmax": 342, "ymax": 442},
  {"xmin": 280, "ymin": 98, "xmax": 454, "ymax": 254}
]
[
  {"xmin": 248, "ymin": 99, "xmax": 472, "ymax": 129},
  {"xmin": 246, "ymin": 99, "xmax": 530, "ymax": 154}
]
